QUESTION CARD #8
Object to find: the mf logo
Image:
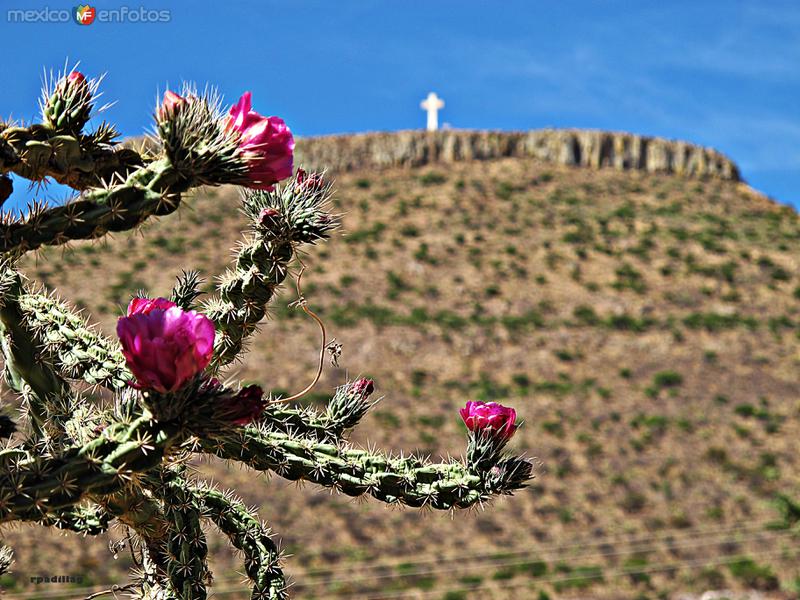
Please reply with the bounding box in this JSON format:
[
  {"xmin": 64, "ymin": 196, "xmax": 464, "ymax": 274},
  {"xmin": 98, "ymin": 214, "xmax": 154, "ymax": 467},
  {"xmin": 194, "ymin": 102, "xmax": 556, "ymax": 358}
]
[{"xmin": 74, "ymin": 5, "xmax": 96, "ymax": 25}]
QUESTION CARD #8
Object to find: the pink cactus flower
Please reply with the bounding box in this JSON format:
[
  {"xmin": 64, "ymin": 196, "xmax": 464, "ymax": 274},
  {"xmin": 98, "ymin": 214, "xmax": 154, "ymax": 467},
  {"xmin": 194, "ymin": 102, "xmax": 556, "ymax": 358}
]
[
  {"xmin": 222, "ymin": 385, "xmax": 267, "ymax": 426},
  {"xmin": 459, "ymin": 401, "xmax": 518, "ymax": 440},
  {"xmin": 226, "ymin": 91, "xmax": 294, "ymax": 190},
  {"xmin": 117, "ymin": 298, "xmax": 215, "ymax": 394}
]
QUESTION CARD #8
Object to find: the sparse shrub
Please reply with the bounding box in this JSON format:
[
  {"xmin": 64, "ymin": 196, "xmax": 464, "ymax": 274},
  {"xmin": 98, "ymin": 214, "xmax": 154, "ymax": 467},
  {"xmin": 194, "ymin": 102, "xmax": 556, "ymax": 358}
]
[
  {"xmin": 573, "ymin": 305, "xmax": 599, "ymax": 325},
  {"xmin": 345, "ymin": 221, "xmax": 387, "ymax": 244},
  {"xmin": 652, "ymin": 370, "xmax": 683, "ymax": 389},
  {"xmin": 386, "ymin": 270, "xmax": 410, "ymax": 299},
  {"xmin": 401, "ymin": 224, "xmax": 420, "ymax": 237},
  {"xmin": 612, "ymin": 262, "xmax": 647, "ymax": 293},
  {"xmin": 553, "ymin": 564, "xmax": 604, "ymax": 591},
  {"xmin": 542, "ymin": 421, "xmax": 565, "ymax": 437},
  {"xmin": 683, "ymin": 312, "xmax": 758, "ymax": 331},
  {"xmin": 620, "ymin": 491, "xmax": 647, "ymax": 513},
  {"xmin": 607, "ymin": 314, "xmax": 654, "ymax": 332},
  {"xmin": 727, "ymin": 558, "xmax": 779, "ymax": 590},
  {"xmin": 419, "ymin": 171, "xmax": 447, "ymax": 186}
]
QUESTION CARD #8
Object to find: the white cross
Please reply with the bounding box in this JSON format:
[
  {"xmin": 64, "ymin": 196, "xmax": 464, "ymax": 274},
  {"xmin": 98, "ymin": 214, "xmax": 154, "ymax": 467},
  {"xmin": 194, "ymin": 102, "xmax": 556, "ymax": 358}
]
[{"xmin": 420, "ymin": 92, "xmax": 444, "ymax": 131}]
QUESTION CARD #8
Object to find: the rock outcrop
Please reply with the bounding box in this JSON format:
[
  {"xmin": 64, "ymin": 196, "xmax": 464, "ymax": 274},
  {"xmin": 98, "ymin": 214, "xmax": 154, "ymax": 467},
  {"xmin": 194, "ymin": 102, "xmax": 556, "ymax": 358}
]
[{"xmin": 296, "ymin": 129, "xmax": 740, "ymax": 181}]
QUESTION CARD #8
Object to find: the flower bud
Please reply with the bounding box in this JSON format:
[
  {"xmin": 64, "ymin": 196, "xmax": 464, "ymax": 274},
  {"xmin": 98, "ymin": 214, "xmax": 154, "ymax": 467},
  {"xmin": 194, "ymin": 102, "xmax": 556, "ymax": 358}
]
[
  {"xmin": 44, "ymin": 70, "xmax": 92, "ymax": 132},
  {"xmin": 220, "ymin": 385, "xmax": 267, "ymax": 425},
  {"xmin": 295, "ymin": 169, "xmax": 325, "ymax": 194},
  {"xmin": 257, "ymin": 207, "xmax": 282, "ymax": 230},
  {"xmin": 66, "ymin": 71, "xmax": 86, "ymax": 87},
  {"xmin": 350, "ymin": 378, "xmax": 375, "ymax": 398},
  {"xmin": 157, "ymin": 90, "xmax": 187, "ymax": 121}
]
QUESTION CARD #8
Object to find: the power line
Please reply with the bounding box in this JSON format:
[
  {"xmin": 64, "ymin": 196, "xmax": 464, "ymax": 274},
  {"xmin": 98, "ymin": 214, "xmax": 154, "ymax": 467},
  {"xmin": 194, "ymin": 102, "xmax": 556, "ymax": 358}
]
[
  {"xmin": 364, "ymin": 548, "xmax": 800, "ymax": 600},
  {"xmin": 104, "ymin": 547, "xmax": 800, "ymax": 600},
  {"xmin": 289, "ymin": 529, "xmax": 797, "ymax": 591},
  {"xmin": 293, "ymin": 519, "xmax": 780, "ymax": 579},
  {"xmin": 131, "ymin": 546, "xmax": 800, "ymax": 600},
  {"xmin": 1, "ymin": 522, "xmax": 794, "ymax": 599}
]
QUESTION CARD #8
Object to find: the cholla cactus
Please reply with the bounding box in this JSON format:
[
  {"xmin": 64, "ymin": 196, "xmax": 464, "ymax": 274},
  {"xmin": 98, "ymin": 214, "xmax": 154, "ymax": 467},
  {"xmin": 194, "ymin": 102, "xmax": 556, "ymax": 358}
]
[{"xmin": 0, "ymin": 67, "xmax": 533, "ymax": 599}]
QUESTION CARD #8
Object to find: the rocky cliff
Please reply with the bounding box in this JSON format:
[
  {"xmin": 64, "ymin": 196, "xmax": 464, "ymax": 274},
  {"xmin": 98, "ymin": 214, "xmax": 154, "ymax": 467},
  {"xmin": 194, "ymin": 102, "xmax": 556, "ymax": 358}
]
[{"xmin": 296, "ymin": 129, "xmax": 740, "ymax": 181}]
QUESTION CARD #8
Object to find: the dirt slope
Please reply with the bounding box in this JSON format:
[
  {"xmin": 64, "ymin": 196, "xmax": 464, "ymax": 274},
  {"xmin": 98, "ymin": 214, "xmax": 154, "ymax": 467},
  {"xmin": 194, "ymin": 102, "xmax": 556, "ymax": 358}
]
[{"xmin": 2, "ymin": 154, "xmax": 799, "ymax": 599}]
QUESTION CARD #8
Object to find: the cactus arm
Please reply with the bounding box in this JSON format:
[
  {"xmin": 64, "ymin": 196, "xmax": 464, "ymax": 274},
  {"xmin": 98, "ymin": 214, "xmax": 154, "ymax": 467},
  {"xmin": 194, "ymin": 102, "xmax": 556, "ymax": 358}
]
[
  {"xmin": 99, "ymin": 475, "xmax": 185, "ymax": 599},
  {"xmin": 201, "ymin": 428, "xmax": 533, "ymax": 510},
  {"xmin": 1, "ymin": 91, "xmax": 252, "ymax": 257},
  {"xmin": 0, "ymin": 450, "xmax": 109, "ymax": 528},
  {"xmin": 0, "ymin": 448, "xmax": 112, "ymax": 532},
  {"xmin": 42, "ymin": 503, "xmax": 113, "ymax": 535},
  {"xmin": 0, "ymin": 458, "xmax": 114, "ymax": 534},
  {"xmin": 0, "ymin": 414, "xmax": 184, "ymax": 522},
  {"xmin": 170, "ymin": 270, "xmax": 204, "ymax": 311},
  {"xmin": 12, "ymin": 281, "xmax": 369, "ymax": 443},
  {"xmin": 0, "ymin": 157, "xmax": 191, "ymax": 256},
  {"xmin": 204, "ymin": 180, "xmax": 335, "ymax": 369},
  {"xmin": 196, "ymin": 485, "xmax": 287, "ymax": 600},
  {"xmin": 203, "ymin": 236, "xmax": 293, "ymax": 368},
  {"xmin": 153, "ymin": 472, "xmax": 209, "ymax": 600},
  {"xmin": 251, "ymin": 402, "xmax": 361, "ymax": 443},
  {"xmin": 0, "ymin": 267, "xmax": 71, "ymax": 436},
  {"xmin": 258, "ymin": 381, "xmax": 375, "ymax": 442},
  {"xmin": 17, "ymin": 290, "xmax": 130, "ymax": 390},
  {"xmin": 258, "ymin": 403, "xmax": 343, "ymax": 442},
  {"xmin": 138, "ymin": 541, "xmax": 182, "ymax": 600},
  {"xmin": 0, "ymin": 124, "xmax": 146, "ymax": 191}
]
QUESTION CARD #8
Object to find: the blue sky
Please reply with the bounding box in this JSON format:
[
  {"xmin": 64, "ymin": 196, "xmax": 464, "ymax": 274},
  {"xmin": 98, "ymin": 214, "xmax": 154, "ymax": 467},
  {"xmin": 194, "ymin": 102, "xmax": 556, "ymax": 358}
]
[{"xmin": 1, "ymin": 0, "xmax": 798, "ymax": 209}]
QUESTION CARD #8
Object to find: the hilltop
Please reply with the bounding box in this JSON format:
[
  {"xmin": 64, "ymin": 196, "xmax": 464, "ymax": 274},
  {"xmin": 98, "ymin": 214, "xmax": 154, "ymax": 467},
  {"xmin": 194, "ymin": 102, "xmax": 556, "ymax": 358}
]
[
  {"xmin": 2, "ymin": 130, "xmax": 799, "ymax": 599},
  {"xmin": 295, "ymin": 129, "xmax": 740, "ymax": 180}
]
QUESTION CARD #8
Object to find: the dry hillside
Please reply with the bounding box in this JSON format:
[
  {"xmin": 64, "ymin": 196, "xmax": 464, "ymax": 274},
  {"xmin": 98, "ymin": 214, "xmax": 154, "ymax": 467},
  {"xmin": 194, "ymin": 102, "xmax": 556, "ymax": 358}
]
[{"xmin": 1, "ymin": 142, "xmax": 800, "ymax": 599}]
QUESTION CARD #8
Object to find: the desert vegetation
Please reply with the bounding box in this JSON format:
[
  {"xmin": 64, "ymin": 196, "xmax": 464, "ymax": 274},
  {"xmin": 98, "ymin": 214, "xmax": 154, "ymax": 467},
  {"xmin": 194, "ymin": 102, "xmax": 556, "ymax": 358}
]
[{"xmin": 0, "ymin": 69, "xmax": 799, "ymax": 599}]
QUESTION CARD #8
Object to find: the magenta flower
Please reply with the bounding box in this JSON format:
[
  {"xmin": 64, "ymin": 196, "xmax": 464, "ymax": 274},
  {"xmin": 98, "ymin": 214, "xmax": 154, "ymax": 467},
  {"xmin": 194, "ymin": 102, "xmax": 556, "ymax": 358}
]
[
  {"xmin": 220, "ymin": 385, "xmax": 267, "ymax": 426},
  {"xmin": 226, "ymin": 92, "xmax": 294, "ymax": 190},
  {"xmin": 459, "ymin": 401, "xmax": 518, "ymax": 440},
  {"xmin": 117, "ymin": 297, "xmax": 215, "ymax": 394}
]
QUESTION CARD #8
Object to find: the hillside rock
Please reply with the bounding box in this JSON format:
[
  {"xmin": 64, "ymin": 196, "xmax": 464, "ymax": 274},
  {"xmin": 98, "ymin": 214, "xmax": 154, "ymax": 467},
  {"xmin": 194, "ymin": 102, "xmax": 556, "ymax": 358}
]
[{"xmin": 296, "ymin": 129, "xmax": 740, "ymax": 180}]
